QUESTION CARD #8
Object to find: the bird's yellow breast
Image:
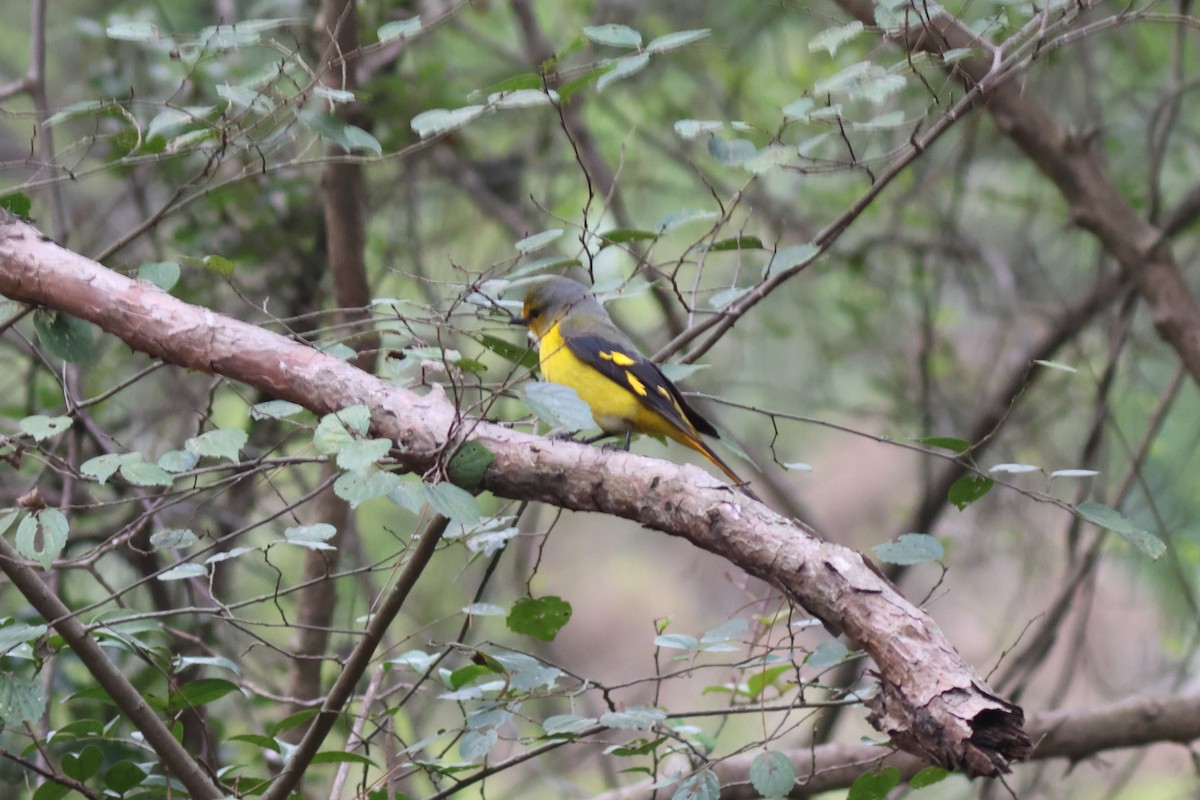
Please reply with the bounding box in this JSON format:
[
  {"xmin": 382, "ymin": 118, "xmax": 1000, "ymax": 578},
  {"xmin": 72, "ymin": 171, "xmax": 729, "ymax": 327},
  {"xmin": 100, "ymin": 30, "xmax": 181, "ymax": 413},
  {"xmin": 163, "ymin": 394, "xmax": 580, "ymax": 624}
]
[{"xmin": 538, "ymin": 322, "xmax": 685, "ymax": 441}]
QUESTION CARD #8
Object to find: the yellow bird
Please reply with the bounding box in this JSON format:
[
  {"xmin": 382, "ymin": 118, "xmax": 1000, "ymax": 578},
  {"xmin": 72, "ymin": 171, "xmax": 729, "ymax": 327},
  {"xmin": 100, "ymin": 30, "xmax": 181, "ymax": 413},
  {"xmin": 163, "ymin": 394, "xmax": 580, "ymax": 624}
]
[{"xmin": 514, "ymin": 276, "xmax": 758, "ymax": 499}]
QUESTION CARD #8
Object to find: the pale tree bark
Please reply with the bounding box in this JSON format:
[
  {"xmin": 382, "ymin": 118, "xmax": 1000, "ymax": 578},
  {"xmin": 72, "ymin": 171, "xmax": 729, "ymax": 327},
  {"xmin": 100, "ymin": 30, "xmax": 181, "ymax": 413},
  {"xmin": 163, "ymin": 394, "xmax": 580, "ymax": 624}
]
[{"xmin": 0, "ymin": 211, "xmax": 1030, "ymax": 778}]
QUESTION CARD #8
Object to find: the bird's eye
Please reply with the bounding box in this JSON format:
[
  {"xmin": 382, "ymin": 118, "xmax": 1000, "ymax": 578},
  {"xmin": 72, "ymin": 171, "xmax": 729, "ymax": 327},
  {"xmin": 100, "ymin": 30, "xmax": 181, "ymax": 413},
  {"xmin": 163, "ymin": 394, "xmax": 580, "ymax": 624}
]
[{"xmin": 529, "ymin": 308, "xmax": 541, "ymax": 319}]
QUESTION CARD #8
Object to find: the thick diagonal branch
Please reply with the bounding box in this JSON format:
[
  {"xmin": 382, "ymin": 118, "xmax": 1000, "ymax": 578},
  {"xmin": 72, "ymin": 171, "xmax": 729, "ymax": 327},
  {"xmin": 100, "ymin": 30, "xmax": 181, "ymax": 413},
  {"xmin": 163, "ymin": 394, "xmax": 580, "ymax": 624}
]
[{"xmin": 0, "ymin": 213, "xmax": 1030, "ymax": 776}]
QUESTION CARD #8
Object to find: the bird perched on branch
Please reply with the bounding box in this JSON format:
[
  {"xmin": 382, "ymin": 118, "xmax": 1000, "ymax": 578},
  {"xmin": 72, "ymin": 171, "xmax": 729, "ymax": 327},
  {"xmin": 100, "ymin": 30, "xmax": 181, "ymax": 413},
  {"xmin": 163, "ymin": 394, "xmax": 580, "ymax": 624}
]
[{"xmin": 514, "ymin": 276, "xmax": 759, "ymax": 501}]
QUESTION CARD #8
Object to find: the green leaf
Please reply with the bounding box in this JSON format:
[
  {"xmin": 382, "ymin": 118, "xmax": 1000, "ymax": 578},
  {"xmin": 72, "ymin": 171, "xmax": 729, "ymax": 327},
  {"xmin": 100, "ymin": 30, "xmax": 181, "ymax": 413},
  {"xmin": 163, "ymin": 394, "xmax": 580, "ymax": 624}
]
[
  {"xmin": 311, "ymin": 750, "xmax": 378, "ymax": 766},
  {"xmin": 765, "ymin": 243, "xmax": 820, "ymax": 276},
  {"xmin": 989, "ymin": 463, "xmax": 1040, "ymax": 474},
  {"xmin": 1051, "ymin": 469, "xmax": 1099, "ymax": 478},
  {"xmin": 103, "ymin": 761, "xmax": 146, "ymax": 793},
  {"xmin": 654, "ymin": 633, "xmax": 699, "ymax": 650},
  {"xmin": 378, "ymin": 17, "xmax": 422, "ymax": 42},
  {"xmin": 705, "ymin": 236, "xmax": 765, "ymax": 252},
  {"xmin": 524, "ymin": 382, "xmax": 598, "ymax": 431},
  {"xmin": 582, "ymin": 24, "xmax": 642, "ymax": 48},
  {"xmin": 599, "ymin": 228, "xmax": 661, "ymax": 245},
  {"xmin": 699, "ymin": 618, "xmax": 748, "ymax": 647},
  {"xmin": 175, "ymin": 654, "xmax": 240, "ymax": 674},
  {"xmin": 463, "ymin": 602, "xmax": 506, "ymax": 616},
  {"xmin": 205, "ymin": 546, "xmax": 255, "ymax": 565},
  {"xmin": 447, "ymin": 441, "xmax": 496, "ymax": 494},
  {"xmin": 597, "ymin": 53, "xmax": 650, "ymax": 91},
  {"xmin": 0, "ymin": 672, "xmax": 46, "ymax": 724},
  {"xmin": 335, "ymin": 438, "xmax": 393, "ymax": 473},
  {"xmin": 542, "ymin": 713, "xmax": 597, "ymax": 736},
  {"xmin": 808, "ymin": 21, "xmax": 864, "ymax": 55},
  {"xmin": 746, "ymin": 664, "xmax": 791, "ymax": 699},
  {"xmin": 138, "ymin": 260, "xmax": 181, "ymax": 291},
  {"xmin": 645, "ymin": 29, "xmax": 711, "ymax": 54},
  {"xmin": 480, "ymin": 72, "xmax": 543, "ymax": 95},
  {"xmin": 782, "ymin": 97, "xmax": 815, "ymax": 121},
  {"xmin": 848, "ymin": 766, "xmax": 901, "ymax": 800},
  {"xmin": 217, "ymin": 83, "xmax": 272, "ymax": 114},
  {"xmin": 449, "ymin": 664, "xmax": 494, "ymax": 690},
  {"xmin": 201, "ymin": 254, "xmax": 235, "ymax": 276},
  {"xmin": 749, "ymin": 750, "xmax": 796, "ymax": 798},
  {"xmin": 149, "ymin": 528, "xmax": 197, "ymax": 550},
  {"xmin": 43, "ymin": 99, "xmax": 109, "ymax": 128},
  {"xmin": 708, "ymin": 285, "xmax": 750, "ymax": 310},
  {"xmin": 1076, "ymin": 502, "xmax": 1166, "ymax": 559},
  {"xmin": 814, "ymin": 62, "xmax": 906, "ymax": 104},
  {"xmin": 314, "ymin": 405, "xmax": 371, "ymax": 453},
  {"xmin": 599, "ymin": 706, "xmax": 666, "ymax": 730},
  {"xmin": 33, "ymin": 310, "xmax": 94, "ymax": 363},
  {"xmin": 604, "ymin": 735, "xmax": 667, "ymax": 756},
  {"xmin": 707, "ymin": 137, "xmax": 757, "ymax": 166},
  {"xmin": 120, "ymin": 458, "xmax": 175, "ymax": 487},
  {"xmin": 284, "ymin": 523, "xmax": 338, "ymax": 551},
  {"xmin": 507, "ymin": 595, "xmax": 572, "ymax": 642},
  {"xmin": 229, "ymin": 733, "xmax": 281, "ymax": 751},
  {"xmin": 31, "ymin": 783, "xmax": 70, "ymax": 800},
  {"xmin": 1033, "ymin": 359, "xmax": 1077, "ymax": 373},
  {"xmin": 106, "ymin": 20, "xmax": 160, "ymax": 41},
  {"xmin": 806, "ymin": 639, "xmax": 850, "ymax": 669},
  {"xmin": 0, "ymin": 509, "xmax": 17, "ymax": 538},
  {"xmin": 672, "ymin": 769, "xmax": 720, "ymax": 800},
  {"xmin": 919, "ymin": 436, "xmax": 971, "ymax": 453},
  {"xmin": 873, "ymin": 533, "xmax": 944, "ymax": 565},
  {"xmin": 334, "ymin": 470, "xmax": 401, "ymax": 508},
  {"xmin": 474, "ymin": 333, "xmax": 537, "ymax": 368},
  {"xmin": 158, "ymin": 563, "xmax": 207, "ymax": 581},
  {"xmin": 170, "ymin": 678, "xmax": 239, "ymax": 711},
  {"xmin": 251, "ymin": 400, "xmax": 306, "ymax": 420},
  {"xmin": 515, "ymin": 228, "xmax": 564, "ymax": 253},
  {"xmin": 299, "ymin": 110, "xmax": 383, "ymax": 155},
  {"xmin": 81, "ymin": 453, "xmax": 131, "ymax": 484},
  {"xmin": 0, "ymin": 192, "xmax": 32, "ymax": 218},
  {"xmin": 146, "ymin": 108, "xmax": 204, "ymax": 141},
  {"xmin": 16, "ymin": 509, "xmax": 68, "ymax": 569},
  {"xmin": 557, "ymin": 63, "xmax": 612, "ymax": 103},
  {"xmin": 61, "ymin": 744, "xmax": 104, "ymax": 782},
  {"xmin": 423, "ymin": 482, "xmax": 482, "ymax": 524},
  {"xmin": 387, "ymin": 475, "xmax": 426, "ymax": 513},
  {"xmin": 266, "ymin": 708, "xmax": 321, "ymax": 736},
  {"xmin": 654, "ymin": 209, "xmax": 719, "ymax": 233},
  {"xmin": 490, "ymin": 89, "xmax": 558, "ymax": 108},
  {"xmin": 185, "ymin": 428, "xmax": 247, "ymax": 463},
  {"xmin": 410, "ymin": 105, "xmax": 488, "ymax": 139},
  {"xmin": 909, "ymin": 766, "xmax": 950, "ymax": 788},
  {"xmin": 460, "ymin": 729, "xmax": 499, "ymax": 761},
  {"xmin": 157, "ymin": 449, "xmax": 200, "ymax": 473},
  {"xmin": 19, "ymin": 415, "xmax": 71, "ymax": 442},
  {"xmin": 0, "ymin": 622, "xmax": 47, "ymax": 654},
  {"xmin": 674, "ymin": 120, "xmax": 724, "ymax": 140},
  {"xmin": 947, "ymin": 475, "xmax": 992, "ymax": 510}
]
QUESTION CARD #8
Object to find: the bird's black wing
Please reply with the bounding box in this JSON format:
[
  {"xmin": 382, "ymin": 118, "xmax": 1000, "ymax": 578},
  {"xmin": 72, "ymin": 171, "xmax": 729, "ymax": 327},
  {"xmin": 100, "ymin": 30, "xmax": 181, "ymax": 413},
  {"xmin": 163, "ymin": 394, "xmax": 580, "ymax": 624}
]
[{"xmin": 562, "ymin": 332, "xmax": 719, "ymax": 438}]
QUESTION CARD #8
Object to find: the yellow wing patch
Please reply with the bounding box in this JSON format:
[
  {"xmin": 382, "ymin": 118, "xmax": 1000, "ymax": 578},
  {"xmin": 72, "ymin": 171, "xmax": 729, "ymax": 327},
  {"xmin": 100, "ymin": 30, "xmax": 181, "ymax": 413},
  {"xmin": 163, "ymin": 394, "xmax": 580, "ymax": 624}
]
[
  {"xmin": 599, "ymin": 349, "xmax": 637, "ymax": 367},
  {"xmin": 624, "ymin": 371, "xmax": 647, "ymax": 397}
]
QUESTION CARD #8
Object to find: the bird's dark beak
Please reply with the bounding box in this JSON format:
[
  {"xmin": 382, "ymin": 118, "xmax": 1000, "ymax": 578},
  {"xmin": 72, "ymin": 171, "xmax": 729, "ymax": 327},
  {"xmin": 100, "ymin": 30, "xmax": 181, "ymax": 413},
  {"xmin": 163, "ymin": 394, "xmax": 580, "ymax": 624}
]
[{"xmin": 509, "ymin": 313, "xmax": 527, "ymax": 326}]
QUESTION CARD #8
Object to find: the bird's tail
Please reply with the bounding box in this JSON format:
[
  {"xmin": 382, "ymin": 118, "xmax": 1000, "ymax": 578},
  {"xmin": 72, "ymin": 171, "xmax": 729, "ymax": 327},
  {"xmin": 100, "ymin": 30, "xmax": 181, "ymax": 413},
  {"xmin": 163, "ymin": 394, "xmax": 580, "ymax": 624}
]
[{"xmin": 685, "ymin": 435, "xmax": 762, "ymax": 503}]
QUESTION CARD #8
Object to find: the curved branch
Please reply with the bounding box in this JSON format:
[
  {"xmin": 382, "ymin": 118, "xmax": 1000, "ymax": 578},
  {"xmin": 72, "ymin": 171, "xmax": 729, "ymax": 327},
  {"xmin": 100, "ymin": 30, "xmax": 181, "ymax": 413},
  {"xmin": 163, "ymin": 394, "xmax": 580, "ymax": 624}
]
[{"xmin": 0, "ymin": 212, "xmax": 1029, "ymax": 776}]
